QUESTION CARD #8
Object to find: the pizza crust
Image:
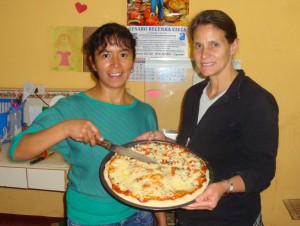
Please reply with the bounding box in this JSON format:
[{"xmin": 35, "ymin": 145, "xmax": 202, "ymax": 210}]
[
  {"xmin": 102, "ymin": 141, "xmax": 210, "ymax": 209},
  {"xmin": 104, "ymin": 165, "xmax": 209, "ymax": 208}
]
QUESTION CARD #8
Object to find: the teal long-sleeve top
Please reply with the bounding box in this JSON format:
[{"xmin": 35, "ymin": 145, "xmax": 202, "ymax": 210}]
[{"xmin": 9, "ymin": 92, "xmax": 158, "ymax": 225}]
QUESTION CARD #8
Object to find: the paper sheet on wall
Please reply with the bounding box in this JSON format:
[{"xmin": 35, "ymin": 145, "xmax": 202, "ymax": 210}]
[{"xmin": 130, "ymin": 58, "xmax": 191, "ymax": 82}]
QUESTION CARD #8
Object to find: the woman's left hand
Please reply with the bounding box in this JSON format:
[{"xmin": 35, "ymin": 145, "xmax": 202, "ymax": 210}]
[{"xmin": 182, "ymin": 182, "xmax": 225, "ymax": 211}]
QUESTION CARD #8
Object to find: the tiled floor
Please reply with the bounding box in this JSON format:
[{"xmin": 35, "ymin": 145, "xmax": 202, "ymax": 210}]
[
  {"xmin": 0, "ymin": 214, "xmax": 66, "ymax": 226},
  {"xmin": 0, "ymin": 212, "xmax": 175, "ymax": 226}
]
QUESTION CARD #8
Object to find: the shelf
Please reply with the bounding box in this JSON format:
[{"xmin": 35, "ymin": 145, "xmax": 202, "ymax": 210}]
[{"xmin": 0, "ymin": 143, "xmax": 69, "ymax": 191}]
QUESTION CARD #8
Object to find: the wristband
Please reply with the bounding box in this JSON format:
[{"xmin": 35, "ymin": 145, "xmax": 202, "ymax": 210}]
[{"xmin": 222, "ymin": 178, "xmax": 234, "ymax": 194}]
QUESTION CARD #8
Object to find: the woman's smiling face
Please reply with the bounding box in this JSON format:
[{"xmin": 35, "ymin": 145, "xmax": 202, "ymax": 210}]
[
  {"xmin": 193, "ymin": 24, "xmax": 238, "ymax": 78},
  {"xmin": 91, "ymin": 40, "xmax": 134, "ymax": 89}
]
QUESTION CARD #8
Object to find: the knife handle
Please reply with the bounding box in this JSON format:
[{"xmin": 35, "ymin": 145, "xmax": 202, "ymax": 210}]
[
  {"xmin": 96, "ymin": 139, "xmax": 111, "ymax": 149},
  {"xmin": 30, "ymin": 156, "xmax": 45, "ymax": 165}
]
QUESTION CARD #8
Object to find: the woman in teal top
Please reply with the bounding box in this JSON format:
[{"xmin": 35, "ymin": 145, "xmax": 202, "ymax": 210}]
[{"xmin": 9, "ymin": 23, "xmax": 167, "ymax": 226}]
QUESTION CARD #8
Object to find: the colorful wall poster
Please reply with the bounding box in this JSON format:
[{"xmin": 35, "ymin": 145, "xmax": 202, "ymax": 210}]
[{"xmin": 127, "ymin": 0, "xmax": 189, "ymax": 26}]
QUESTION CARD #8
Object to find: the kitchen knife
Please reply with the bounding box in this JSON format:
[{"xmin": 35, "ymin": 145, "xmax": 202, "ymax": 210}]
[
  {"xmin": 29, "ymin": 151, "xmax": 55, "ymax": 165},
  {"xmin": 96, "ymin": 139, "xmax": 158, "ymax": 164}
]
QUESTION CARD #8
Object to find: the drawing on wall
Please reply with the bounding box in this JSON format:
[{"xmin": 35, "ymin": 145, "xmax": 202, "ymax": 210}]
[
  {"xmin": 127, "ymin": 0, "xmax": 189, "ymax": 26},
  {"xmin": 51, "ymin": 27, "xmax": 83, "ymax": 72}
]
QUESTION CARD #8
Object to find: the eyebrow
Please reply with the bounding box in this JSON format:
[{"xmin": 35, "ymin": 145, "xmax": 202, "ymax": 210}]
[{"xmin": 97, "ymin": 47, "xmax": 131, "ymax": 54}]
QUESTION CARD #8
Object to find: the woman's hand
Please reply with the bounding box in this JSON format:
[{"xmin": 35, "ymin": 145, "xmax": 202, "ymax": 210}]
[
  {"xmin": 13, "ymin": 119, "xmax": 102, "ymax": 160},
  {"xmin": 134, "ymin": 130, "xmax": 166, "ymax": 141},
  {"xmin": 183, "ymin": 175, "xmax": 245, "ymax": 210},
  {"xmin": 65, "ymin": 119, "xmax": 102, "ymax": 146},
  {"xmin": 182, "ymin": 182, "xmax": 227, "ymax": 211}
]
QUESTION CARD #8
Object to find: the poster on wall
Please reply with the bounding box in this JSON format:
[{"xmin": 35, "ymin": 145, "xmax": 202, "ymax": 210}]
[
  {"xmin": 51, "ymin": 27, "xmax": 83, "ymax": 71},
  {"xmin": 128, "ymin": 26, "xmax": 188, "ymax": 58},
  {"xmin": 127, "ymin": 0, "xmax": 191, "ymax": 81}
]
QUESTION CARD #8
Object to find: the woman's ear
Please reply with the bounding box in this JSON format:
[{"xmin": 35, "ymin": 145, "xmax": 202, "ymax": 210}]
[
  {"xmin": 230, "ymin": 39, "xmax": 239, "ymax": 55},
  {"xmin": 89, "ymin": 56, "xmax": 97, "ymax": 71}
]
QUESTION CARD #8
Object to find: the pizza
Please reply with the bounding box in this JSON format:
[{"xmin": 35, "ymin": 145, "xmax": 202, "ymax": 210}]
[{"xmin": 102, "ymin": 141, "xmax": 210, "ymax": 209}]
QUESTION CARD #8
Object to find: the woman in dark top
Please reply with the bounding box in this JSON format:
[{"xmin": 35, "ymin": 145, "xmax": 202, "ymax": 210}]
[{"xmin": 136, "ymin": 10, "xmax": 278, "ymax": 226}]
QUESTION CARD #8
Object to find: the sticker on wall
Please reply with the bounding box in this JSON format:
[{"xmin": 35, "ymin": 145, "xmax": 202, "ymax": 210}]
[
  {"xmin": 75, "ymin": 2, "xmax": 88, "ymax": 13},
  {"xmin": 145, "ymin": 89, "xmax": 162, "ymax": 98},
  {"xmin": 51, "ymin": 27, "xmax": 83, "ymax": 72}
]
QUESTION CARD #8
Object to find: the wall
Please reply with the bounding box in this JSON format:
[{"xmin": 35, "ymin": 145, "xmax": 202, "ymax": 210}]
[{"xmin": 1, "ymin": 1, "xmax": 300, "ymax": 225}]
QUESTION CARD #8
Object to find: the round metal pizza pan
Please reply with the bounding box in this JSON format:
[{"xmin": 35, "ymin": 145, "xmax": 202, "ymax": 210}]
[{"xmin": 99, "ymin": 140, "xmax": 213, "ymax": 210}]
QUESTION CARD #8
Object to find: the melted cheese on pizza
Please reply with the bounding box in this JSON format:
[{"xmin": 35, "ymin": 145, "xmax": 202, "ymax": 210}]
[{"xmin": 104, "ymin": 142, "xmax": 209, "ymax": 204}]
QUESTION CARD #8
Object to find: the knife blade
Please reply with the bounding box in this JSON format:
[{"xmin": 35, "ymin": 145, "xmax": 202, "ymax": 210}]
[{"xmin": 96, "ymin": 139, "xmax": 158, "ymax": 164}]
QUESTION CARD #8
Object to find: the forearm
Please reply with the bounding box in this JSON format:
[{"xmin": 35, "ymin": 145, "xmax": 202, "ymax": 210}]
[{"xmin": 13, "ymin": 121, "xmax": 70, "ymax": 160}]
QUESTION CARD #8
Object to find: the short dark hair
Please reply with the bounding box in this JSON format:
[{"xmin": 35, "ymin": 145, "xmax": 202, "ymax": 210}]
[
  {"xmin": 84, "ymin": 23, "xmax": 136, "ymax": 78},
  {"xmin": 190, "ymin": 10, "xmax": 237, "ymax": 44}
]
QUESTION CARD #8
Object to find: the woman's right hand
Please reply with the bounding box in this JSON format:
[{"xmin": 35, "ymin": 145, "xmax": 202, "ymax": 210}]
[{"xmin": 65, "ymin": 119, "xmax": 102, "ymax": 146}]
